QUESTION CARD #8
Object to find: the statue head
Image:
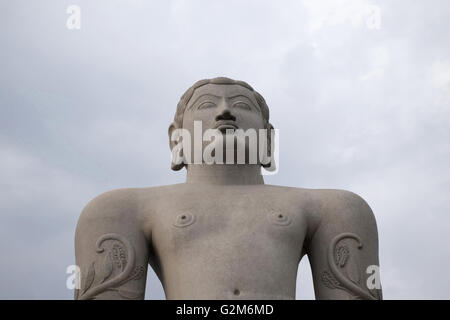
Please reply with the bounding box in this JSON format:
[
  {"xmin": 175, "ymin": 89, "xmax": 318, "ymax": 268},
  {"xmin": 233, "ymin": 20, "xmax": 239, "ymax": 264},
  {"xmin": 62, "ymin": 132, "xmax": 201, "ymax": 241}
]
[{"xmin": 168, "ymin": 77, "xmax": 274, "ymax": 171}]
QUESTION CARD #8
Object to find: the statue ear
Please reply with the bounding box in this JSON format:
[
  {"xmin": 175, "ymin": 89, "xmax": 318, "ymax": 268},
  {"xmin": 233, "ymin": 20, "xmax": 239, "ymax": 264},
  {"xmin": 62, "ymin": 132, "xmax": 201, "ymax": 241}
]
[
  {"xmin": 168, "ymin": 122, "xmax": 185, "ymax": 171},
  {"xmin": 168, "ymin": 122, "xmax": 179, "ymax": 151},
  {"xmin": 262, "ymin": 122, "xmax": 276, "ymax": 170}
]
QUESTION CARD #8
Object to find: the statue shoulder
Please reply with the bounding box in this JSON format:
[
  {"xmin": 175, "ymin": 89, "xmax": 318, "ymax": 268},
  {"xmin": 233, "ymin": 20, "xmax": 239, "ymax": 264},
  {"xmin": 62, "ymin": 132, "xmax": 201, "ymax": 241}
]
[
  {"xmin": 309, "ymin": 188, "xmax": 377, "ymax": 231},
  {"xmin": 79, "ymin": 188, "xmax": 141, "ymax": 222},
  {"xmin": 77, "ymin": 185, "xmax": 174, "ymax": 224},
  {"xmin": 261, "ymin": 186, "xmax": 376, "ymax": 230}
]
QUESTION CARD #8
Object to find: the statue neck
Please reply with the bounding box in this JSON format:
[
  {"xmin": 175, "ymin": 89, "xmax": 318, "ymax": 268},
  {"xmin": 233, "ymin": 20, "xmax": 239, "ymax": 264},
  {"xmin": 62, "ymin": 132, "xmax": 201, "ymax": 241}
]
[{"xmin": 186, "ymin": 164, "xmax": 264, "ymax": 185}]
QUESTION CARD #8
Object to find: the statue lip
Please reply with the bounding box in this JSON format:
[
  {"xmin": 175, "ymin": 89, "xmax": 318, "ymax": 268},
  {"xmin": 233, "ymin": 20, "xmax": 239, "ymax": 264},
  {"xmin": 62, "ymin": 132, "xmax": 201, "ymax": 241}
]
[{"xmin": 214, "ymin": 121, "xmax": 238, "ymax": 133}]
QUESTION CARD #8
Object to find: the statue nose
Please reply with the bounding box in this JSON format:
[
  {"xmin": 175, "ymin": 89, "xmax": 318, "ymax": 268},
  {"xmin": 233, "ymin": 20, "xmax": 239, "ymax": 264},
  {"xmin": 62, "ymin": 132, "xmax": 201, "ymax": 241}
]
[{"xmin": 216, "ymin": 109, "xmax": 236, "ymax": 122}]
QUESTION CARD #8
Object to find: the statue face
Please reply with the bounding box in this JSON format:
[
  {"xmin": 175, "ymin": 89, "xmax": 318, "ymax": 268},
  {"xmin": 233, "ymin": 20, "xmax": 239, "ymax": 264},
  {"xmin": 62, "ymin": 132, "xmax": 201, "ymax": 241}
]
[
  {"xmin": 182, "ymin": 83, "xmax": 265, "ymax": 134},
  {"xmin": 169, "ymin": 82, "xmax": 274, "ymax": 168}
]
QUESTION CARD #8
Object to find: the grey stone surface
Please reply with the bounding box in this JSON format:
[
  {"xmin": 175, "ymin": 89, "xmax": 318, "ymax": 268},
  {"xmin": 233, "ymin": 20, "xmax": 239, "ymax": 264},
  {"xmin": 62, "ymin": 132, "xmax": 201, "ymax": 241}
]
[{"xmin": 75, "ymin": 77, "xmax": 382, "ymax": 300}]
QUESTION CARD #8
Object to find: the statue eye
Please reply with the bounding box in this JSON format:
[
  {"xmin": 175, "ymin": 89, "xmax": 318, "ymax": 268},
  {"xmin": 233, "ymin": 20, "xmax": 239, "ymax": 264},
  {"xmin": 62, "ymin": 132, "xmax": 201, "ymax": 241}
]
[
  {"xmin": 233, "ymin": 101, "xmax": 251, "ymax": 110},
  {"xmin": 197, "ymin": 101, "xmax": 216, "ymax": 109}
]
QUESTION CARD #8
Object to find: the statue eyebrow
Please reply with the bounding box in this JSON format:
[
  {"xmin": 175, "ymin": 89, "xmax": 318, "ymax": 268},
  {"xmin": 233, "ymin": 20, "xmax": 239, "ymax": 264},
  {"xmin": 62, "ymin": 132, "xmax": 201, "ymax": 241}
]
[
  {"xmin": 227, "ymin": 94, "xmax": 259, "ymax": 110},
  {"xmin": 187, "ymin": 93, "xmax": 221, "ymax": 109}
]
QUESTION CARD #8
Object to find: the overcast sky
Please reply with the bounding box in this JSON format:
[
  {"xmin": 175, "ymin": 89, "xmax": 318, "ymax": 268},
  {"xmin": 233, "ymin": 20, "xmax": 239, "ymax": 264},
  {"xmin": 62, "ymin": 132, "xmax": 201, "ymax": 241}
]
[{"xmin": 1, "ymin": 0, "xmax": 449, "ymax": 299}]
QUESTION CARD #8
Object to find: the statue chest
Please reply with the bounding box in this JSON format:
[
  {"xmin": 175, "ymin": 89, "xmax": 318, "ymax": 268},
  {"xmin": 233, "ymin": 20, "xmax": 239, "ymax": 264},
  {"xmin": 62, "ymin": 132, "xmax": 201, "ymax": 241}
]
[{"xmin": 150, "ymin": 198, "xmax": 308, "ymax": 261}]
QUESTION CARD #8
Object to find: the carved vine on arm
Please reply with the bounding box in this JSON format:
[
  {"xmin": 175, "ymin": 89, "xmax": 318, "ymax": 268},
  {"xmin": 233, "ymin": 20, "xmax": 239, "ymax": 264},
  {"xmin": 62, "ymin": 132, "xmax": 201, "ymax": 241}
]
[
  {"xmin": 76, "ymin": 233, "xmax": 145, "ymax": 300},
  {"xmin": 320, "ymin": 233, "xmax": 380, "ymax": 300}
]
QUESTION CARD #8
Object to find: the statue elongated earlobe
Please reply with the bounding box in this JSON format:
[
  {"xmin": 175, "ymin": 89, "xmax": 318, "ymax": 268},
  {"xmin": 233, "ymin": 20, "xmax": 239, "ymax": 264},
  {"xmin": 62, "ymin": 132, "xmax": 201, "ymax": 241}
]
[
  {"xmin": 262, "ymin": 122, "xmax": 275, "ymax": 170},
  {"xmin": 168, "ymin": 122, "xmax": 185, "ymax": 171}
]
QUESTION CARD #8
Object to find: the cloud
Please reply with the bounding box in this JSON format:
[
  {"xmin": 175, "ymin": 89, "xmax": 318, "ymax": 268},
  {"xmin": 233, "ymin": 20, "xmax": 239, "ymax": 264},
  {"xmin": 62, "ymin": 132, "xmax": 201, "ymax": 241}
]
[
  {"xmin": 1, "ymin": 0, "xmax": 449, "ymax": 299},
  {"xmin": 431, "ymin": 59, "xmax": 450, "ymax": 105},
  {"xmin": 302, "ymin": 0, "xmax": 381, "ymax": 33}
]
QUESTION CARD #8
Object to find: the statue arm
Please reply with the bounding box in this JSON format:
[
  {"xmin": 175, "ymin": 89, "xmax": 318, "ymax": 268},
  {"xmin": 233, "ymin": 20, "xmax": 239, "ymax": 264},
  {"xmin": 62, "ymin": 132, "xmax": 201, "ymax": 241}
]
[
  {"xmin": 305, "ymin": 190, "xmax": 382, "ymax": 300},
  {"xmin": 74, "ymin": 189, "xmax": 149, "ymax": 300}
]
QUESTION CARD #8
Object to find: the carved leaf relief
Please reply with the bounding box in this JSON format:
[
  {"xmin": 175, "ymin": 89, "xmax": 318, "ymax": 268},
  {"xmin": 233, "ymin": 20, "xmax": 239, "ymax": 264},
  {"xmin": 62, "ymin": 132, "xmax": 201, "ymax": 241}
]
[
  {"xmin": 112, "ymin": 244, "xmax": 127, "ymax": 271},
  {"xmin": 129, "ymin": 266, "xmax": 145, "ymax": 281},
  {"xmin": 335, "ymin": 245, "xmax": 349, "ymax": 267},
  {"xmin": 321, "ymin": 271, "xmax": 340, "ymax": 289}
]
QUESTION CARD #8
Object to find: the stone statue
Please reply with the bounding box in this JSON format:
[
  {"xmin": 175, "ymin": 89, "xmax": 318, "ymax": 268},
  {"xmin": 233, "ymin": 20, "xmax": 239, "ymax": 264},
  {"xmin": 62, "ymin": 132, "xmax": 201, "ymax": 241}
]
[{"xmin": 74, "ymin": 77, "xmax": 382, "ymax": 300}]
